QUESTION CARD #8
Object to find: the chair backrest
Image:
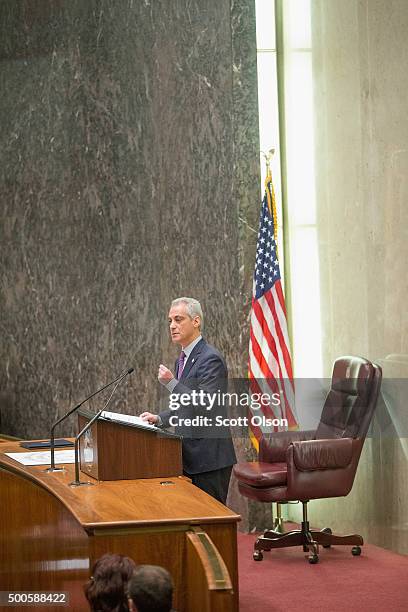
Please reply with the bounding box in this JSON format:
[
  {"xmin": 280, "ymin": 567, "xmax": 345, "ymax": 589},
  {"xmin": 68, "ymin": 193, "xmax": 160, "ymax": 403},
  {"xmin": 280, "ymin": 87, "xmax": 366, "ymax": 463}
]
[{"xmin": 315, "ymin": 356, "xmax": 382, "ymax": 440}]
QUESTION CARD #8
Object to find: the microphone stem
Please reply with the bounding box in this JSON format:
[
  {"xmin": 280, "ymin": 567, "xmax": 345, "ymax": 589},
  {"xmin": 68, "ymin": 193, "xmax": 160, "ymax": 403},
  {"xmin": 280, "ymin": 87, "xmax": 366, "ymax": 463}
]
[
  {"xmin": 70, "ymin": 372, "xmax": 131, "ymax": 486},
  {"xmin": 48, "ymin": 368, "xmax": 131, "ymax": 471}
]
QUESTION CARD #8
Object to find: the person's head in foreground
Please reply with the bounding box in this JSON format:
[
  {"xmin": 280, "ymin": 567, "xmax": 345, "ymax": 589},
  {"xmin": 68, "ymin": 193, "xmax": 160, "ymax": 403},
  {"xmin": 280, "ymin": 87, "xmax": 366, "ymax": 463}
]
[
  {"xmin": 84, "ymin": 553, "xmax": 136, "ymax": 612},
  {"xmin": 127, "ymin": 565, "xmax": 173, "ymax": 612}
]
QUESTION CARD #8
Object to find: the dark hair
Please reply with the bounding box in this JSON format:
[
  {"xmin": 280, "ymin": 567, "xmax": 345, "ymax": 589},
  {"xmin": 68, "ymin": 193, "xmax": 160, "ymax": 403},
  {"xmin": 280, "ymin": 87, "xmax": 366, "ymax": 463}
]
[
  {"xmin": 84, "ymin": 553, "xmax": 136, "ymax": 612},
  {"xmin": 127, "ymin": 565, "xmax": 173, "ymax": 612}
]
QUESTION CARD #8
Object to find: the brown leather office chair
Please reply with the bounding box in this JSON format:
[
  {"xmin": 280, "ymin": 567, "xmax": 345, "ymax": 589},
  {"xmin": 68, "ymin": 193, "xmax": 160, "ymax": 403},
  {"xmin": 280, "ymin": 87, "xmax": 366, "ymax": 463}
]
[{"xmin": 234, "ymin": 356, "xmax": 382, "ymax": 563}]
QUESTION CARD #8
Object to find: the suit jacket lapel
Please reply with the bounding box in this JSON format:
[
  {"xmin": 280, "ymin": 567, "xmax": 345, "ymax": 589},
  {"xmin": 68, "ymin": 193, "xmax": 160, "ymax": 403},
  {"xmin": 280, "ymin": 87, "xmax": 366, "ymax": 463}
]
[{"xmin": 180, "ymin": 338, "xmax": 205, "ymax": 380}]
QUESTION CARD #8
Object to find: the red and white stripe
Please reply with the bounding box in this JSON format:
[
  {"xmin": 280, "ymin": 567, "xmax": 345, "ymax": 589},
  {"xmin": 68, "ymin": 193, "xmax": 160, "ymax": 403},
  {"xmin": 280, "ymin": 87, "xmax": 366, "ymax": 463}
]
[{"xmin": 249, "ymin": 279, "xmax": 297, "ymax": 440}]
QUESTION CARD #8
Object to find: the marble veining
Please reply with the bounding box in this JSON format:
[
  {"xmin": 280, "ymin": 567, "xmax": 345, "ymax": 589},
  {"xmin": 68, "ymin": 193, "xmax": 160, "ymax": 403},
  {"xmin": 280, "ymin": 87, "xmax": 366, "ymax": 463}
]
[{"xmin": 0, "ymin": 1, "xmax": 260, "ymax": 451}]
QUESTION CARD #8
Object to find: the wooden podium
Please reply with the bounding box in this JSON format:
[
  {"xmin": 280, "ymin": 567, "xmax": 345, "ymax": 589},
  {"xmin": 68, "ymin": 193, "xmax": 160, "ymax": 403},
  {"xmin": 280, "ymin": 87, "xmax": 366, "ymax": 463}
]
[
  {"xmin": 0, "ymin": 438, "xmax": 240, "ymax": 611},
  {"xmin": 77, "ymin": 409, "xmax": 182, "ymax": 481}
]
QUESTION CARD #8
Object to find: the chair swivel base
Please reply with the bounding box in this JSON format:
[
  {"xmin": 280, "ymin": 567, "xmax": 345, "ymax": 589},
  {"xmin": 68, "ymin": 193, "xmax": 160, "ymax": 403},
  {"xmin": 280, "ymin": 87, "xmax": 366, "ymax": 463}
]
[
  {"xmin": 253, "ymin": 522, "xmax": 363, "ymax": 564},
  {"xmin": 271, "ymin": 515, "xmax": 285, "ymax": 534}
]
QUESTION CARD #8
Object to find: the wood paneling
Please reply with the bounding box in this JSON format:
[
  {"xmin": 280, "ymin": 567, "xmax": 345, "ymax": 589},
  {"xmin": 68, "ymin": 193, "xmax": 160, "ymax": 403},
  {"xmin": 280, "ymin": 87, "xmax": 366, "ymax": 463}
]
[
  {"xmin": 0, "ymin": 441, "xmax": 240, "ymax": 611},
  {"xmin": 0, "ymin": 467, "xmax": 90, "ymax": 608},
  {"xmin": 78, "ymin": 412, "xmax": 182, "ymax": 481},
  {"xmin": 1, "ymin": 442, "xmax": 237, "ymax": 527},
  {"xmin": 186, "ymin": 529, "xmax": 234, "ymax": 611}
]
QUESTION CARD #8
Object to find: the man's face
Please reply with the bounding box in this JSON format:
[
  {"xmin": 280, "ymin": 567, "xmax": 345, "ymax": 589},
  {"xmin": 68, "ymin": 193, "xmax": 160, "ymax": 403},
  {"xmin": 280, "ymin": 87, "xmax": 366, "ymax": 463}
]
[{"xmin": 168, "ymin": 303, "xmax": 200, "ymax": 347}]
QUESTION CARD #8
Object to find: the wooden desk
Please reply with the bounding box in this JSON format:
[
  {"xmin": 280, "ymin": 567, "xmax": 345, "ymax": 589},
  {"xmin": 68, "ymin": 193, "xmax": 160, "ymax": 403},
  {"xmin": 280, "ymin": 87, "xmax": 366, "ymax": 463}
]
[{"xmin": 0, "ymin": 441, "xmax": 240, "ymax": 611}]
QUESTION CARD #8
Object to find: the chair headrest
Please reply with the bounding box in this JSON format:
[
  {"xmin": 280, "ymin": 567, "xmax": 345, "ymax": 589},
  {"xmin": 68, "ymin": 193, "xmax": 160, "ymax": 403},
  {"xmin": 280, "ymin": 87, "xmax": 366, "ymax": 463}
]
[{"xmin": 331, "ymin": 356, "xmax": 374, "ymax": 399}]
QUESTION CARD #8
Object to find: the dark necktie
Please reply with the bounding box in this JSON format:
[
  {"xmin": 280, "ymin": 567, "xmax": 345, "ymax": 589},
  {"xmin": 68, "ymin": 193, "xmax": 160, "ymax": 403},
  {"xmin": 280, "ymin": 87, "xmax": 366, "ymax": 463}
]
[{"xmin": 177, "ymin": 351, "xmax": 186, "ymax": 379}]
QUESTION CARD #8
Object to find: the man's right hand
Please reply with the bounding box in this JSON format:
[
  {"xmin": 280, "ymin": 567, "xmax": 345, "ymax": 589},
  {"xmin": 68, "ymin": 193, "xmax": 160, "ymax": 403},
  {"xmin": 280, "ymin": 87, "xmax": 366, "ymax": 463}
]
[{"xmin": 140, "ymin": 412, "xmax": 159, "ymax": 425}]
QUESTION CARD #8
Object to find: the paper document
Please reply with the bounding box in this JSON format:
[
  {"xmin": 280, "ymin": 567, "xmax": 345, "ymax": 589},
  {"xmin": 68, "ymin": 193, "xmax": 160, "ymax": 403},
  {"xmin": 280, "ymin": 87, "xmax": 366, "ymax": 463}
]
[
  {"xmin": 5, "ymin": 450, "xmax": 75, "ymax": 466},
  {"xmin": 102, "ymin": 411, "xmax": 157, "ymax": 429}
]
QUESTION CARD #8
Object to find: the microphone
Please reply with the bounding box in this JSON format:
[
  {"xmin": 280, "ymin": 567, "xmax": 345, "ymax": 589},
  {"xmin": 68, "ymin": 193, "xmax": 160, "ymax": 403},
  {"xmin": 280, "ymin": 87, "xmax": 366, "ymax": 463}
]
[
  {"xmin": 45, "ymin": 367, "xmax": 134, "ymax": 473},
  {"xmin": 69, "ymin": 367, "xmax": 134, "ymax": 487}
]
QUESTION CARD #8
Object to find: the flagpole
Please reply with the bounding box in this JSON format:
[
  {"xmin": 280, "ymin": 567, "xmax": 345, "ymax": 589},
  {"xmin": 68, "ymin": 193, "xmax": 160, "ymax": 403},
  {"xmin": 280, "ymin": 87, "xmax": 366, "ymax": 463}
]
[
  {"xmin": 261, "ymin": 148, "xmax": 275, "ymax": 177},
  {"xmin": 260, "ymin": 149, "xmax": 286, "ymax": 535}
]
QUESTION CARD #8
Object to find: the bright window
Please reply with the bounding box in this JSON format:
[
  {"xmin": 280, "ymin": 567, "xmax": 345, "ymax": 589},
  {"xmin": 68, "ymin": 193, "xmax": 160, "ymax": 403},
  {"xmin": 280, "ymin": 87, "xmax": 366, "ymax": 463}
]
[{"xmin": 255, "ymin": 0, "xmax": 323, "ymax": 378}]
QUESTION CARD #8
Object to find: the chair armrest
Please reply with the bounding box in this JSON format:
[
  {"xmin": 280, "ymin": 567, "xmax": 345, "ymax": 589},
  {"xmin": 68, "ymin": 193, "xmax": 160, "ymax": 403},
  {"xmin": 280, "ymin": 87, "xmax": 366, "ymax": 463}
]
[
  {"xmin": 260, "ymin": 430, "xmax": 315, "ymax": 462},
  {"xmin": 291, "ymin": 438, "xmax": 353, "ymax": 471}
]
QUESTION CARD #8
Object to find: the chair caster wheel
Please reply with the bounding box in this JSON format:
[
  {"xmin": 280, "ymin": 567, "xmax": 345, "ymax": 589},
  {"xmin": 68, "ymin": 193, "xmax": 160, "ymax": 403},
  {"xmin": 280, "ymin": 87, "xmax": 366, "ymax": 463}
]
[
  {"xmin": 253, "ymin": 550, "xmax": 263, "ymax": 561},
  {"xmin": 352, "ymin": 546, "xmax": 361, "ymax": 556},
  {"xmin": 308, "ymin": 554, "xmax": 319, "ymax": 564},
  {"xmin": 322, "ymin": 527, "xmax": 332, "ymax": 548}
]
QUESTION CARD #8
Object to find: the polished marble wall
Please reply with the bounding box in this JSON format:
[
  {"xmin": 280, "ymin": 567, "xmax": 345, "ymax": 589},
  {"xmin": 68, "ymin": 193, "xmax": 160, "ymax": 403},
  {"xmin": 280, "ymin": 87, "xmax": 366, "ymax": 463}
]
[{"xmin": 0, "ymin": 0, "xmax": 260, "ymax": 501}]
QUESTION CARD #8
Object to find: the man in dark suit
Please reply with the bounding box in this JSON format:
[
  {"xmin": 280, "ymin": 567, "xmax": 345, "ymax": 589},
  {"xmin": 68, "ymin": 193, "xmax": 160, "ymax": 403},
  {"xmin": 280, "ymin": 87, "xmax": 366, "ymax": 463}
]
[{"xmin": 141, "ymin": 297, "xmax": 236, "ymax": 504}]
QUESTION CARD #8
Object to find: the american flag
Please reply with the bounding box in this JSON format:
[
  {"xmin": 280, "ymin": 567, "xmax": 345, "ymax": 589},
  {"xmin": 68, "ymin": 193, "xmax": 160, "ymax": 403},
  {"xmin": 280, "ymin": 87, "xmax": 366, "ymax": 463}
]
[{"xmin": 248, "ymin": 172, "xmax": 298, "ymax": 446}]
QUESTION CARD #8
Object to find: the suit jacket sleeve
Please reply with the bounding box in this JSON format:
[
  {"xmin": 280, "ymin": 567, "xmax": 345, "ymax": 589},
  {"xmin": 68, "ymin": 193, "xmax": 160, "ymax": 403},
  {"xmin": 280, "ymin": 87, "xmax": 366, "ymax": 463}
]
[{"xmin": 159, "ymin": 353, "xmax": 227, "ymax": 428}]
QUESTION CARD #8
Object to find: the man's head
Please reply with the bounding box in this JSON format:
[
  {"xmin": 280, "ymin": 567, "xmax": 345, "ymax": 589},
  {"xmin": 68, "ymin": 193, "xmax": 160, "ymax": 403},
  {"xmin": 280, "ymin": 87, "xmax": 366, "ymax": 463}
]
[
  {"xmin": 127, "ymin": 565, "xmax": 173, "ymax": 612},
  {"xmin": 168, "ymin": 297, "xmax": 203, "ymax": 348}
]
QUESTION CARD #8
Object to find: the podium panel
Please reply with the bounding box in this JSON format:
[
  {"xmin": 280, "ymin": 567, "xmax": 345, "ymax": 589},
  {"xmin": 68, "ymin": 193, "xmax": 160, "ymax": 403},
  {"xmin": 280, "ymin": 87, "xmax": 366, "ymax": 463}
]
[
  {"xmin": 0, "ymin": 441, "xmax": 240, "ymax": 611},
  {"xmin": 78, "ymin": 410, "xmax": 182, "ymax": 481}
]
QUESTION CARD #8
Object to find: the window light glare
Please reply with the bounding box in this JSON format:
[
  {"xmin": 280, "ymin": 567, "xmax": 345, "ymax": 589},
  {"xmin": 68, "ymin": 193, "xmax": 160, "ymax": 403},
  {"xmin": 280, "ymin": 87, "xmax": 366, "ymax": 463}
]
[
  {"xmin": 286, "ymin": 53, "xmax": 316, "ymax": 226},
  {"xmin": 288, "ymin": 0, "xmax": 312, "ymax": 49},
  {"xmin": 255, "ymin": 0, "xmax": 276, "ymax": 50},
  {"xmin": 256, "ymin": 53, "xmax": 280, "ymax": 153},
  {"xmin": 290, "ymin": 228, "xmax": 323, "ymax": 378}
]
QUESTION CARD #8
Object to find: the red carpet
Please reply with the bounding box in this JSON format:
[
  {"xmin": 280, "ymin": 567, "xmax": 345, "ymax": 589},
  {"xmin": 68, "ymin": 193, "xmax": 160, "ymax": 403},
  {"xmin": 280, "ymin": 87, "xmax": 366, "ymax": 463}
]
[{"xmin": 238, "ymin": 532, "xmax": 408, "ymax": 611}]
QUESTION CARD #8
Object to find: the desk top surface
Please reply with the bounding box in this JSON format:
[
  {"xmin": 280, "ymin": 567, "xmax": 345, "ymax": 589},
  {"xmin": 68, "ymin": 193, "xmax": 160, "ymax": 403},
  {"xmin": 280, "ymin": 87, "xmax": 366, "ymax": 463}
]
[{"xmin": 0, "ymin": 440, "xmax": 240, "ymax": 530}]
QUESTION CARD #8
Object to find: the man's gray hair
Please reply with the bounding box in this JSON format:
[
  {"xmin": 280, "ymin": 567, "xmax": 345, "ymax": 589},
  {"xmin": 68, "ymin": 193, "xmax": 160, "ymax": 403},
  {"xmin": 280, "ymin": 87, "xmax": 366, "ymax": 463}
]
[{"xmin": 171, "ymin": 297, "xmax": 203, "ymax": 330}]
